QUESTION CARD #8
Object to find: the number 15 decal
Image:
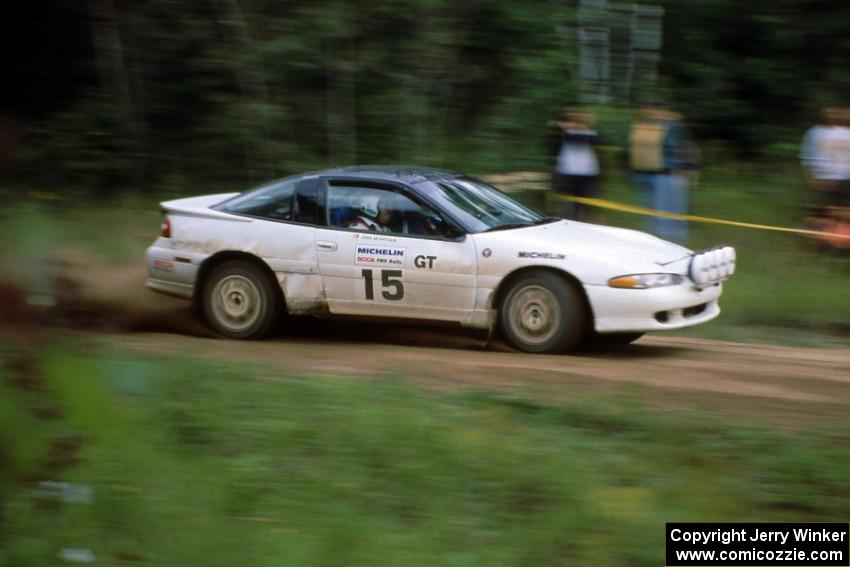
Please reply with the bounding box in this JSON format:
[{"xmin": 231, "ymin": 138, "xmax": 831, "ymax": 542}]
[{"xmin": 361, "ymin": 269, "xmax": 405, "ymax": 301}]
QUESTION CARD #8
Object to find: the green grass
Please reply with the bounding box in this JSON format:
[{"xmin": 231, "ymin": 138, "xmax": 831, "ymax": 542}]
[
  {"xmin": 2, "ymin": 345, "xmax": 850, "ymax": 566},
  {"xmin": 0, "ymin": 197, "xmax": 162, "ymax": 264}
]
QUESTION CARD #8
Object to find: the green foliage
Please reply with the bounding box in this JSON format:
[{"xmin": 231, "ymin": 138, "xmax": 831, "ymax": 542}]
[
  {"xmin": 661, "ymin": 0, "xmax": 850, "ymax": 152},
  {"xmin": 2, "ymin": 345, "xmax": 850, "ymax": 565},
  {"xmin": 11, "ymin": 1, "xmax": 850, "ymax": 193},
  {"xmin": 0, "ymin": 381, "xmax": 48, "ymax": 486},
  {"xmin": 13, "ymin": 0, "xmax": 577, "ymax": 195}
]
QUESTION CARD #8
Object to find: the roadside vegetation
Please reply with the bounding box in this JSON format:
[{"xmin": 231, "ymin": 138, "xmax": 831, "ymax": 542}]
[{"xmin": 2, "ymin": 343, "xmax": 849, "ymax": 566}]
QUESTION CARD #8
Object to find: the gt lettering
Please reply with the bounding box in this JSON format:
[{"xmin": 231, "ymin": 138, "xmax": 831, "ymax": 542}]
[
  {"xmin": 361, "ymin": 269, "xmax": 405, "ymax": 301},
  {"xmin": 414, "ymin": 255, "xmax": 437, "ymax": 269}
]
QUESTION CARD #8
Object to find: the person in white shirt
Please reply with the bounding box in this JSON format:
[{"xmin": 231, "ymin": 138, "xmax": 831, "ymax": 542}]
[
  {"xmin": 549, "ymin": 109, "xmax": 601, "ymax": 222},
  {"xmin": 801, "ymin": 106, "xmax": 850, "ymax": 208}
]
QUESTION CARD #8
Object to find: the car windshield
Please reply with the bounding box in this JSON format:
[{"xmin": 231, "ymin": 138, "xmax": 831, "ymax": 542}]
[{"xmin": 419, "ymin": 177, "xmax": 553, "ymax": 233}]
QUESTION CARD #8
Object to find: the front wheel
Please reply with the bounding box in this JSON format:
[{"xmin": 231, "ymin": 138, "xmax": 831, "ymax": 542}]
[
  {"xmin": 499, "ymin": 271, "xmax": 587, "ymax": 354},
  {"xmin": 202, "ymin": 260, "xmax": 281, "ymax": 339}
]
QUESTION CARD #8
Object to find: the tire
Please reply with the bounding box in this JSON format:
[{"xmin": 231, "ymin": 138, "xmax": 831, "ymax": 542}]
[
  {"xmin": 589, "ymin": 332, "xmax": 644, "ymax": 346},
  {"xmin": 202, "ymin": 260, "xmax": 281, "ymax": 339},
  {"xmin": 499, "ymin": 270, "xmax": 586, "ymax": 354}
]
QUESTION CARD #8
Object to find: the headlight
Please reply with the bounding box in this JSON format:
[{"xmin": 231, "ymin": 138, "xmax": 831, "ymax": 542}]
[{"xmin": 608, "ymin": 273, "xmax": 684, "ymax": 289}]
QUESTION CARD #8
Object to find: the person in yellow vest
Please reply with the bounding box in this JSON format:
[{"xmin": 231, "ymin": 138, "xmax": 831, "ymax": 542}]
[{"xmin": 628, "ymin": 102, "xmax": 700, "ymax": 243}]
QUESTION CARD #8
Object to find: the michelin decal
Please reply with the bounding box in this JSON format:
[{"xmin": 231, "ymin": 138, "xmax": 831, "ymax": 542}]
[
  {"xmin": 518, "ymin": 251, "xmax": 566, "ymax": 260},
  {"xmin": 355, "ymin": 245, "xmax": 406, "ymax": 267}
]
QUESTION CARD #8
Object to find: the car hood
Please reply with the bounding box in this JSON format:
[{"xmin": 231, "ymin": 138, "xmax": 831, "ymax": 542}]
[
  {"xmin": 543, "ymin": 220, "xmax": 691, "ymax": 263},
  {"xmin": 476, "ymin": 220, "xmax": 693, "ymax": 276}
]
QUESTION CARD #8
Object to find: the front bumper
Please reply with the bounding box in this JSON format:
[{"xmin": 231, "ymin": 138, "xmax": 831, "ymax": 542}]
[{"xmin": 585, "ymin": 281, "xmax": 723, "ymax": 333}]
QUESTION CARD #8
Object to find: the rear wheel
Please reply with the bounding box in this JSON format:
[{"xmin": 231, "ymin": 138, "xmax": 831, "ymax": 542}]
[
  {"xmin": 202, "ymin": 260, "xmax": 281, "ymax": 339},
  {"xmin": 499, "ymin": 271, "xmax": 586, "ymax": 354}
]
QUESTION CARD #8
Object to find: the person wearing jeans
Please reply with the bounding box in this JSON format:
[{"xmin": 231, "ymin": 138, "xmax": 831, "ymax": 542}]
[{"xmin": 628, "ymin": 104, "xmax": 699, "ymax": 244}]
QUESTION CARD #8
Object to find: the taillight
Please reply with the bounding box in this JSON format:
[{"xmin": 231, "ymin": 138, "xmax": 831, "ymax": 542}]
[{"xmin": 160, "ymin": 217, "xmax": 172, "ymax": 238}]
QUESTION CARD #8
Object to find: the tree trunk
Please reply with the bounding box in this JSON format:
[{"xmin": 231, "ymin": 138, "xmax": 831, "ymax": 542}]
[
  {"xmin": 211, "ymin": 0, "xmax": 275, "ymax": 179},
  {"xmin": 86, "ymin": 0, "xmax": 143, "ymax": 187}
]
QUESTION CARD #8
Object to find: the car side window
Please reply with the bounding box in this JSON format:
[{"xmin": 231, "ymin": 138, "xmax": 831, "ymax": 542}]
[
  {"xmin": 293, "ymin": 178, "xmax": 323, "ymax": 224},
  {"xmin": 223, "ymin": 180, "xmax": 295, "ymax": 221},
  {"xmin": 326, "ymin": 183, "xmax": 449, "ymax": 237}
]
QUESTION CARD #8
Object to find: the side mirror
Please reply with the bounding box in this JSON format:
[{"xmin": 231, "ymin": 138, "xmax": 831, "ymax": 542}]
[
  {"xmin": 445, "ymin": 225, "xmax": 466, "ymax": 240},
  {"xmin": 438, "ymin": 218, "xmax": 466, "ymax": 240},
  {"xmin": 421, "ymin": 215, "xmax": 440, "ymax": 234}
]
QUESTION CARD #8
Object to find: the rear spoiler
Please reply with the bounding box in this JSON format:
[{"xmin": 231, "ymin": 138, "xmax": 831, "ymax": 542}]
[{"xmin": 159, "ymin": 193, "xmax": 252, "ymax": 221}]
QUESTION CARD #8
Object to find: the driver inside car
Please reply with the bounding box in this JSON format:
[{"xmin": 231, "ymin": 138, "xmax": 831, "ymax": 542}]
[{"xmin": 348, "ymin": 194, "xmax": 402, "ymax": 232}]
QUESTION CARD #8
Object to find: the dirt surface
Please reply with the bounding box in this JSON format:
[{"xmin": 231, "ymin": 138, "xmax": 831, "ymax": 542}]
[
  {"xmin": 98, "ymin": 324, "xmax": 850, "ymax": 427},
  {"xmin": 6, "ymin": 252, "xmax": 850, "ymax": 428}
]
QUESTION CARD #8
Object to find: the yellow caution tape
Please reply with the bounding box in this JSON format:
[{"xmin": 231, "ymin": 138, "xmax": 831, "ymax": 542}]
[
  {"xmin": 481, "ymin": 172, "xmax": 849, "ymax": 241},
  {"xmin": 548, "ymin": 193, "xmax": 850, "ymax": 240}
]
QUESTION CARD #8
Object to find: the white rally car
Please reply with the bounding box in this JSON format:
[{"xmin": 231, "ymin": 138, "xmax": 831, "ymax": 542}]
[{"xmin": 146, "ymin": 166, "xmax": 735, "ymax": 353}]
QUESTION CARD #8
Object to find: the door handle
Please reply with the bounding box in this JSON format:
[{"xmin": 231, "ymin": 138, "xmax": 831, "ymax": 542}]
[{"xmin": 316, "ymin": 240, "xmax": 338, "ymax": 252}]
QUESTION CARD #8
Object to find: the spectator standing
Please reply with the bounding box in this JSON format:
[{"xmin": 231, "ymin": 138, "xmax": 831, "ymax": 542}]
[
  {"xmin": 800, "ymin": 106, "xmax": 834, "ymax": 187},
  {"xmin": 801, "ymin": 106, "xmax": 850, "ymax": 252},
  {"xmin": 549, "ymin": 109, "xmax": 601, "ymax": 222},
  {"xmin": 627, "ymin": 103, "xmax": 699, "ymax": 243},
  {"xmin": 801, "ymin": 106, "xmax": 850, "ymax": 208}
]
